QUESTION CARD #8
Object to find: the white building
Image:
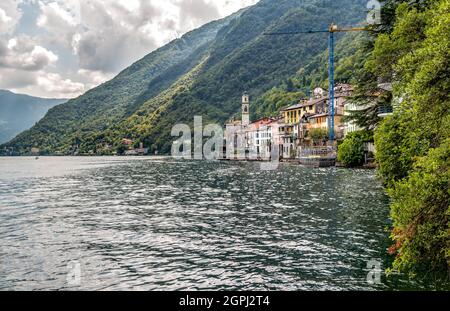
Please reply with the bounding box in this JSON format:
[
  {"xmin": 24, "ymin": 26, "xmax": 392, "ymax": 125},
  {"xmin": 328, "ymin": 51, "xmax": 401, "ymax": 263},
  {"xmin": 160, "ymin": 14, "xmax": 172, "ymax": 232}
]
[
  {"xmin": 245, "ymin": 118, "xmax": 275, "ymax": 159},
  {"xmin": 313, "ymin": 87, "xmax": 326, "ymax": 98},
  {"xmin": 344, "ymin": 101, "xmax": 363, "ymax": 136}
]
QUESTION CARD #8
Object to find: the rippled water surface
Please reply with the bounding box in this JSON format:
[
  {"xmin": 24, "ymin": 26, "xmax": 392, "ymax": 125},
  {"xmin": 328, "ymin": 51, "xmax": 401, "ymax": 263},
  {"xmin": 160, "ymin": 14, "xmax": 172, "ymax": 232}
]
[{"xmin": 0, "ymin": 157, "xmax": 427, "ymax": 290}]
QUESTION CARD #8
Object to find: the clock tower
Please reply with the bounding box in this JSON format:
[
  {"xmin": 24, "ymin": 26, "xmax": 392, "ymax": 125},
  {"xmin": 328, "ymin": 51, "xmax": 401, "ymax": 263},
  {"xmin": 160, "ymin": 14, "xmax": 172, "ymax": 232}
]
[{"xmin": 242, "ymin": 92, "xmax": 250, "ymax": 126}]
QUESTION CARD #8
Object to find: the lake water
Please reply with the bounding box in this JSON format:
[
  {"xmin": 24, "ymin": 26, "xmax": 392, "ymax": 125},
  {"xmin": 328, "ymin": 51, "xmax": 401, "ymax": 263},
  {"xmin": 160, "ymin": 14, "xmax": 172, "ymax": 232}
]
[{"xmin": 0, "ymin": 157, "xmax": 429, "ymax": 290}]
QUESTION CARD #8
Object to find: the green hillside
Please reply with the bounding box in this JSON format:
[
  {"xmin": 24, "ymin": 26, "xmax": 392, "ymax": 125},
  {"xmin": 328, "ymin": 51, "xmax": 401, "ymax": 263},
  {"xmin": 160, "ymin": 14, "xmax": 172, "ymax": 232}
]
[{"xmin": 2, "ymin": 0, "xmax": 368, "ymax": 155}]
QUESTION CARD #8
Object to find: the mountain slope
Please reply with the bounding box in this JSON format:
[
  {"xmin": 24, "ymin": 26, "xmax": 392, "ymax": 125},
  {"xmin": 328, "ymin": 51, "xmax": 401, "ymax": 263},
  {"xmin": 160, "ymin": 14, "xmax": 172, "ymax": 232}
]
[
  {"xmin": 3, "ymin": 0, "xmax": 368, "ymax": 155},
  {"xmin": 252, "ymin": 30, "xmax": 371, "ymax": 119},
  {"xmin": 0, "ymin": 90, "xmax": 67, "ymax": 144},
  {"xmin": 111, "ymin": 0, "xmax": 368, "ymax": 153},
  {"xmin": 2, "ymin": 13, "xmax": 240, "ymax": 154}
]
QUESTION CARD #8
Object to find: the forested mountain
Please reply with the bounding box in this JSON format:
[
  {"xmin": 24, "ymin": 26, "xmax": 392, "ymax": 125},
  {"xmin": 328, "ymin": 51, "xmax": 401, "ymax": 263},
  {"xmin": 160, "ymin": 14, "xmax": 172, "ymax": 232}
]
[
  {"xmin": 0, "ymin": 90, "xmax": 67, "ymax": 144},
  {"xmin": 2, "ymin": 0, "xmax": 368, "ymax": 155}
]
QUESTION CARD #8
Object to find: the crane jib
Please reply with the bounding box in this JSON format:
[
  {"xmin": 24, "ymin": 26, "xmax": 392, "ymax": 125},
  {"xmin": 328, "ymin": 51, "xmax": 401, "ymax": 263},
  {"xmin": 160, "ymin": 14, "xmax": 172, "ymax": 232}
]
[{"xmin": 264, "ymin": 24, "xmax": 367, "ymax": 142}]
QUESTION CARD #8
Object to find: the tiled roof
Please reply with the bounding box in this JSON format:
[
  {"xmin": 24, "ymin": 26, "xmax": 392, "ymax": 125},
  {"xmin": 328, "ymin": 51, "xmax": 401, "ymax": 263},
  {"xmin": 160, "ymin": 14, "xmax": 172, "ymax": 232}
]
[
  {"xmin": 308, "ymin": 111, "xmax": 344, "ymax": 118},
  {"xmin": 248, "ymin": 118, "xmax": 276, "ymax": 129},
  {"xmin": 282, "ymin": 96, "xmax": 328, "ymax": 111},
  {"xmin": 226, "ymin": 120, "xmax": 242, "ymax": 126},
  {"xmin": 282, "ymin": 92, "xmax": 352, "ymax": 112}
]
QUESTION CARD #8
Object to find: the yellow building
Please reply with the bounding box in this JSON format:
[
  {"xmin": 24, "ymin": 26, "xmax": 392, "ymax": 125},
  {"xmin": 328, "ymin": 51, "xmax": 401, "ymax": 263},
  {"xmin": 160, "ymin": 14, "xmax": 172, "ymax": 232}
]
[
  {"xmin": 308, "ymin": 113, "xmax": 343, "ymax": 130},
  {"xmin": 282, "ymin": 96, "xmax": 329, "ymax": 124},
  {"xmin": 280, "ymin": 84, "xmax": 352, "ymax": 142}
]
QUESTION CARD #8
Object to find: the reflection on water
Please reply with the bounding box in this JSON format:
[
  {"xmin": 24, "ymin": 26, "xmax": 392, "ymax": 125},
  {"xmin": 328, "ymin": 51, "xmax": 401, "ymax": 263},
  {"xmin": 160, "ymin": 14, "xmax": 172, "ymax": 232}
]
[{"xmin": 0, "ymin": 157, "xmax": 431, "ymax": 290}]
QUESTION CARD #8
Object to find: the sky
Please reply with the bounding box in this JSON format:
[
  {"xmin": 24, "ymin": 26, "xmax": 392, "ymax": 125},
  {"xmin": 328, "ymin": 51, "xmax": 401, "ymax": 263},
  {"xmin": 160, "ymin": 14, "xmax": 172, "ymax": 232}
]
[{"xmin": 0, "ymin": 0, "xmax": 259, "ymax": 99}]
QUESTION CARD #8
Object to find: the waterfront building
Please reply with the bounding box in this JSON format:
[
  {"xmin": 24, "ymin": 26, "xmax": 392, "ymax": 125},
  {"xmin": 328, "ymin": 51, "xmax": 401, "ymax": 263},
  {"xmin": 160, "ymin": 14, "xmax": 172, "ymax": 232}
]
[
  {"xmin": 282, "ymin": 99, "xmax": 317, "ymax": 124},
  {"xmin": 242, "ymin": 92, "xmax": 250, "ymax": 126},
  {"xmin": 245, "ymin": 118, "xmax": 274, "ymax": 160},
  {"xmin": 277, "ymin": 120, "xmax": 295, "ymax": 159},
  {"xmin": 122, "ymin": 138, "xmax": 133, "ymax": 146},
  {"xmin": 124, "ymin": 143, "xmax": 149, "ymax": 156},
  {"xmin": 344, "ymin": 101, "xmax": 363, "ymax": 136},
  {"xmin": 304, "ymin": 84, "xmax": 352, "ymax": 142},
  {"xmin": 224, "ymin": 84, "xmax": 354, "ymax": 161},
  {"xmin": 279, "ymin": 84, "xmax": 352, "ymax": 150},
  {"xmin": 31, "ymin": 147, "xmax": 40, "ymax": 155}
]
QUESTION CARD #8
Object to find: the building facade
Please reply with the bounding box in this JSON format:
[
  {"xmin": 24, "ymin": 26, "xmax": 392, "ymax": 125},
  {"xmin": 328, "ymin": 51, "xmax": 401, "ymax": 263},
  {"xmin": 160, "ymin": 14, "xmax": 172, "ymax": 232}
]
[{"xmin": 224, "ymin": 84, "xmax": 356, "ymax": 161}]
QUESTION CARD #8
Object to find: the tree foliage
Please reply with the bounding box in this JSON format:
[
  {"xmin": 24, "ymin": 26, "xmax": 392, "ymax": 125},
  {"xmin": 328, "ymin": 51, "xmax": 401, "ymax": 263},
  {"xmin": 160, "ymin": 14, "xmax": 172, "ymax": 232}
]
[
  {"xmin": 372, "ymin": 0, "xmax": 450, "ymax": 277},
  {"xmin": 308, "ymin": 128, "xmax": 328, "ymax": 144},
  {"xmin": 388, "ymin": 138, "xmax": 450, "ymax": 275},
  {"xmin": 253, "ymin": 88, "xmax": 305, "ymax": 120},
  {"xmin": 337, "ymin": 131, "xmax": 373, "ymax": 167}
]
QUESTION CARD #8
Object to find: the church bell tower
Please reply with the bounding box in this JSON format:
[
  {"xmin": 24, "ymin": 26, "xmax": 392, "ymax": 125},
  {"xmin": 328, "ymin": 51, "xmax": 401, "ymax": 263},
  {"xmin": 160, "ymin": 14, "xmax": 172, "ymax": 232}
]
[{"xmin": 242, "ymin": 92, "xmax": 250, "ymax": 126}]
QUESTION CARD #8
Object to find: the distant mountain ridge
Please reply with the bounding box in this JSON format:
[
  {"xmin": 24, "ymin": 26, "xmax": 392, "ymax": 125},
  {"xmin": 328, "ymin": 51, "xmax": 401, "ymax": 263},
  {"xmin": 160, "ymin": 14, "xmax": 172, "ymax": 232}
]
[
  {"xmin": 2, "ymin": 0, "xmax": 368, "ymax": 155},
  {"xmin": 0, "ymin": 90, "xmax": 67, "ymax": 144}
]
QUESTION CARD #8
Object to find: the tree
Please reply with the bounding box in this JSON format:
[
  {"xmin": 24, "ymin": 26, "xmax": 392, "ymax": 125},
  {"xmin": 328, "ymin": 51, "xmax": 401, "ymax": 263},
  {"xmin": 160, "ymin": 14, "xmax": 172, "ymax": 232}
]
[
  {"xmin": 337, "ymin": 131, "xmax": 372, "ymax": 167},
  {"xmin": 388, "ymin": 139, "xmax": 450, "ymax": 276},
  {"xmin": 308, "ymin": 128, "xmax": 328, "ymax": 145},
  {"xmin": 345, "ymin": 0, "xmax": 432, "ymax": 131},
  {"xmin": 374, "ymin": 110, "xmax": 416, "ymax": 186},
  {"xmin": 371, "ymin": 0, "xmax": 450, "ymax": 276},
  {"xmin": 285, "ymin": 79, "xmax": 295, "ymax": 92},
  {"xmin": 253, "ymin": 88, "xmax": 305, "ymax": 119}
]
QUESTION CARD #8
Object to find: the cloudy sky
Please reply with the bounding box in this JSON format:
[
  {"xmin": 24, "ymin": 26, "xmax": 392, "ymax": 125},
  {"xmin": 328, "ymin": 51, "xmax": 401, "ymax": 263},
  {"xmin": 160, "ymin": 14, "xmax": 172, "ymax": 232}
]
[{"xmin": 0, "ymin": 0, "xmax": 258, "ymax": 99}]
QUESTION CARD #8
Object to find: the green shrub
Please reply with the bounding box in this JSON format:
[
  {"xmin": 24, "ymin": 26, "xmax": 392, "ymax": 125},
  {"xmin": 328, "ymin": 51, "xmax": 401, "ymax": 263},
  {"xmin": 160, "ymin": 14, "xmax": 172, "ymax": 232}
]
[
  {"xmin": 374, "ymin": 110, "xmax": 417, "ymax": 187},
  {"xmin": 388, "ymin": 139, "xmax": 450, "ymax": 276},
  {"xmin": 308, "ymin": 128, "xmax": 328, "ymax": 144},
  {"xmin": 337, "ymin": 132, "xmax": 365, "ymax": 167}
]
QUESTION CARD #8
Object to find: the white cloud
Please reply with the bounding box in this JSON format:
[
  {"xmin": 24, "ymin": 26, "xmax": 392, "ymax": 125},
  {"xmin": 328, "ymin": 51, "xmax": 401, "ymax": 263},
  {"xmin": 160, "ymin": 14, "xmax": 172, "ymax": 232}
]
[
  {"xmin": 39, "ymin": 1, "xmax": 77, "ymax": 25},
  {"xmin": 0, "ymin": 35, "xmax": 58, "ymax": 71},
  {"xmin": 0, "ymin": 0, "xmax": 22, "ymax": 33},
  {"xmin": 1, "ymin": 0, "xmax": 259, "ymax": 98},
  {"xmin": 0, "ymin": 68, "xmax": 37, "ymax": 89},
  {"xmin": 77, "ymin": 68, "xmax": 114, "ymax": 90},
  {"xmin": 0, "ymin": 8, "xmax": 13, "ymax": 24},
  {"xmin": 36, "ymin": 0, "xmax": 258, "ymax": 73},
  {"xmin": 0, "ymin": 68, "xmax": 83, "ymax": 98},
  {"xmin": 36, "ymin": 72, "xmax": 84, "ymax": 97}
]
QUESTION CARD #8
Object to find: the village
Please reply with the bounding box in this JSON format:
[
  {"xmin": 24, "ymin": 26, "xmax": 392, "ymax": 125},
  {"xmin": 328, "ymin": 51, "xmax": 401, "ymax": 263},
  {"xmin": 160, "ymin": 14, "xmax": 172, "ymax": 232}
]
[
  {"xmin": 118, "ymin": 83, "xmax": 379, "ymax": 167},
  {"xmin": 222, "ymin": 84, "xmax": 377, "ymax": 167}
]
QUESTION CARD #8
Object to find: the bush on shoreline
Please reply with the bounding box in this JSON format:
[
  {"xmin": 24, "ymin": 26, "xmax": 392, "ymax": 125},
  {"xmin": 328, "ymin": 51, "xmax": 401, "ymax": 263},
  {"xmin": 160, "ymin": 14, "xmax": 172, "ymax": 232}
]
[{"xmin": 337, "ymin": 131, "xmax": 373, "ymax": 167}]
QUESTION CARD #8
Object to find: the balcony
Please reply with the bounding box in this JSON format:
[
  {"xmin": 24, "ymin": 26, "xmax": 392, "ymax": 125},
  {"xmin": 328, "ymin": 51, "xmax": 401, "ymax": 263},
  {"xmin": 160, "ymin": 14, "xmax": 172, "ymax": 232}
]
[{"xmin": 378, "ymin": 105, "xmax": 394, "ymax": 118}]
